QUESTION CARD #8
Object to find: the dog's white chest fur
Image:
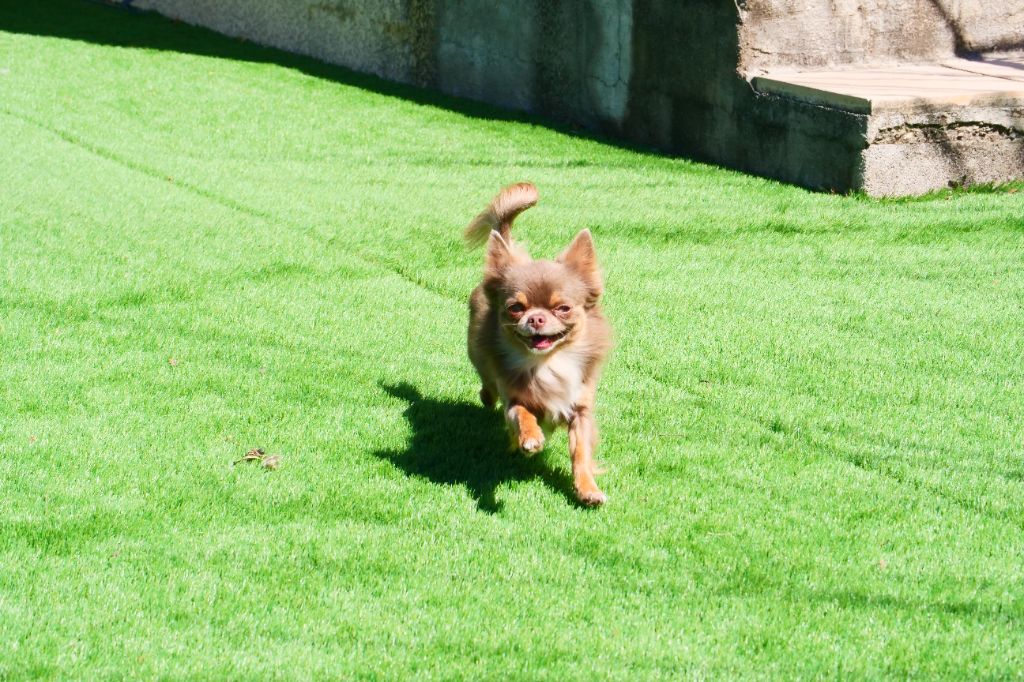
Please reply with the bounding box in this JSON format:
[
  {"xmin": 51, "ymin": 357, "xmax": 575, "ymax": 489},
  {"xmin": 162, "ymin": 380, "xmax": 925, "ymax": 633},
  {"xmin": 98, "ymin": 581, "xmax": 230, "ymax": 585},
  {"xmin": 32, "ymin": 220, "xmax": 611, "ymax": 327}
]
[{"xmin": 530, "ymin": 348, "xmax": 585, "ymax": 424}]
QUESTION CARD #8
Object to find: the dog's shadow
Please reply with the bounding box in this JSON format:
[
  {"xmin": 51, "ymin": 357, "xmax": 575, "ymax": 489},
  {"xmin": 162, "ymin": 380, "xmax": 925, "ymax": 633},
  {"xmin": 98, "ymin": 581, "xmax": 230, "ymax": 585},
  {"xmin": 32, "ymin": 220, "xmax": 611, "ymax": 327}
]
[{"xmin": 373, "ymin": 382, "xmax": 578, "ymax": 513}]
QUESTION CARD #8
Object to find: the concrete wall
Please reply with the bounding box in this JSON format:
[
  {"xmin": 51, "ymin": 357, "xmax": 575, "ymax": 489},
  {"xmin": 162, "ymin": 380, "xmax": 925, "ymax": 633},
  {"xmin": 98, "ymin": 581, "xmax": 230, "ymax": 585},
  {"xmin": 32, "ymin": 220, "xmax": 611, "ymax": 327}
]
[
  {"xmin": 132, "ymin": 0, "xmax": 430, "ymax": 85},
  {"xmin": 132, "ymin": 0, "xmax": 638, "ymax": 131},
  {"xmin": 738, "ymin": 0, "xmax": 1024, "ymax": 72},
  {"xmin": 133, "ymin": 0, "xmax": 1023, "ymax": 193},
  {"xmin": 131, "ymin": 0, "xmax": 775, "ymax": 173}
]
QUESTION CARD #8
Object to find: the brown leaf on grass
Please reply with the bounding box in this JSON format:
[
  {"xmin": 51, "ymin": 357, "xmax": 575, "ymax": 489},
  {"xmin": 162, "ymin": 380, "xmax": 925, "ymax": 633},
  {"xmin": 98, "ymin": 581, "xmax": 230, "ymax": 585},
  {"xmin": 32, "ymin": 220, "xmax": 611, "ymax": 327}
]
[
  {"xmin": 168, "ymin": 357, "xmax": 179, "ymax": 367},
  {"xmin": 233, "ymin": 448, "xmax": 282, "ymax": 470},
  {"xmin": 233, "ymin": 447, "xmax": 265, "ymax": 465},
  {"xmin": 878, "ymin": 558, "xmax": 888, "ymax": 571}
]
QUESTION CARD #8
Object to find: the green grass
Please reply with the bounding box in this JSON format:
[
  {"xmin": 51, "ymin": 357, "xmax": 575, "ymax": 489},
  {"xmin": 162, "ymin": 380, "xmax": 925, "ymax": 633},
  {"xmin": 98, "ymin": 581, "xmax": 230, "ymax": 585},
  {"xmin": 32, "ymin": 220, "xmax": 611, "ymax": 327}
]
[{"xmin": 2, "ymin": 1, "xmax": 1024, "ymax": 678}]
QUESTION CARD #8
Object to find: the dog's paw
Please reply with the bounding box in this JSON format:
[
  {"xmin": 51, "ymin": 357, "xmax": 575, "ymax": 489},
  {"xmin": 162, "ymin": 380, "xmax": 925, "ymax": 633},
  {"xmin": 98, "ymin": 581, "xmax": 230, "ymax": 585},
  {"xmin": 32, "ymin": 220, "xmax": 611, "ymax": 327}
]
[
  {"xmin": 575, "ymin": 487, "xmax": 607, "ymax": 507},
  {"xmin": 519, "ymin": 434, "xmax": 545, "ymax": 456}
]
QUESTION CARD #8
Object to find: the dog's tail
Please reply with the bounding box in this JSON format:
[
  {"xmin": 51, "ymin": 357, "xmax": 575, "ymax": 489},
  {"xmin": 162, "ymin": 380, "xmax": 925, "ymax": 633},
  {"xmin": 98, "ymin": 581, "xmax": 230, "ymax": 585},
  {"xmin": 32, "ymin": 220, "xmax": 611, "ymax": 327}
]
[{"xmin": 464, "ymin": 182, "xmax": 539, "ymax": 247}]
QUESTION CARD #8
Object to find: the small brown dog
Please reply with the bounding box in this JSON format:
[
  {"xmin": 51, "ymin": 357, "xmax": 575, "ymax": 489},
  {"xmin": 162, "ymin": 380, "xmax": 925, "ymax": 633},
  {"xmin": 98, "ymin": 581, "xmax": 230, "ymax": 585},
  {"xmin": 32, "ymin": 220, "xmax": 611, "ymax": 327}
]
[{"xmin": 465, "ymin": 182, "xmax": 612, "ymax": 506}]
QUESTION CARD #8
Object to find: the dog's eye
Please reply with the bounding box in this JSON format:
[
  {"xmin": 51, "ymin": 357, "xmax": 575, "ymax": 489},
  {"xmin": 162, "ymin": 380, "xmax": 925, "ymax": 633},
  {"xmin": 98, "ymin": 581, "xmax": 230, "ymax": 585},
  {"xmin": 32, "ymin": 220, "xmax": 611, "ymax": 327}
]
[
  {"xmin": 507, "ymin": 303, "xmax": 525, "ymax": 315},
  {"xmin": 554, "ymin": 304, "xmax": 571, "ymax": 314}
]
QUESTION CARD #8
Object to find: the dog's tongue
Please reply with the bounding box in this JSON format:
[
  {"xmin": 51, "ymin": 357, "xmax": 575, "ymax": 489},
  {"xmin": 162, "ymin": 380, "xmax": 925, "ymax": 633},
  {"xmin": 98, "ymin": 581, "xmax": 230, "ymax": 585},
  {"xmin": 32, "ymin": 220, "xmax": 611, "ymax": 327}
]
[{"xmin": 531, "ymin": 335, "xmax": 553, "ymax": 350}]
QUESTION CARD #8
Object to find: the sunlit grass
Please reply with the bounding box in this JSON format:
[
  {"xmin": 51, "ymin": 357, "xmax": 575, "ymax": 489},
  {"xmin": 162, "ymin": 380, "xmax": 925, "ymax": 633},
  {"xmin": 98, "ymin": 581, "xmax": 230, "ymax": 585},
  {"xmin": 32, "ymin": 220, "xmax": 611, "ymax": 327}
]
[{"xmin": 1, "ymin": 2, "xmax": 1023, "ymax": 678}]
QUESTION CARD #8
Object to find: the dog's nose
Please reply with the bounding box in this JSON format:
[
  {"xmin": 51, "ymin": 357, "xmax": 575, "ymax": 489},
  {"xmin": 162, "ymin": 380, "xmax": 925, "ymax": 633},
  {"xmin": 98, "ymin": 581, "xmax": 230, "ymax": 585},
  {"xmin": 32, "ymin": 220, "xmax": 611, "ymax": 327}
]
[{"xmin": 527, "ymin": 313, "xmax": 546, "ymax": 328}]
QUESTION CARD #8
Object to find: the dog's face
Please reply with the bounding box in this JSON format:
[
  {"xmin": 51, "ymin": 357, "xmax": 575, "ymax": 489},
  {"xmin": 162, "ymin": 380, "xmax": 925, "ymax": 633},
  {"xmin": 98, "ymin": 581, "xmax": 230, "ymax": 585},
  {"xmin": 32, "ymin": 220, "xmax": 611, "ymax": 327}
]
[
  {"xmin": 484, "ymin": 230, "xmax": 602, "ymax": 356},
  {"xmin": 499, "ymin": 261, "xmax": 589, "ymax": 354}
]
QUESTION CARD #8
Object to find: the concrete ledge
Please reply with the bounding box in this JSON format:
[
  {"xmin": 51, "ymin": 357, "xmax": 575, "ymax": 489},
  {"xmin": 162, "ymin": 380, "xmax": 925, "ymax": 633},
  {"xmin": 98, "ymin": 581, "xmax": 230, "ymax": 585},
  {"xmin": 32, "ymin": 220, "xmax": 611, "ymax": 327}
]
[
  {"xmin": 752, "ymin": 58, "xmax": 1024, "ymax": 114},
  {"xmin": 750, "ymin": 56, "xmax": 1024, "ymax": 195}
]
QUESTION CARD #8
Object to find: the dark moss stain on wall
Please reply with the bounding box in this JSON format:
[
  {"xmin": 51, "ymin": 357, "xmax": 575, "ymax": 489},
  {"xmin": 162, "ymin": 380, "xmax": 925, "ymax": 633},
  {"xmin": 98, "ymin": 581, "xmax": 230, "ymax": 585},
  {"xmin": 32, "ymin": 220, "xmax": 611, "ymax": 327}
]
[
  {"xmin": 407, "ymin": 0, "xmax": 439, "ymax": 88},
  {"xmin": 306, "ymin": 1, "xmax": 356, "ymax": 24}
]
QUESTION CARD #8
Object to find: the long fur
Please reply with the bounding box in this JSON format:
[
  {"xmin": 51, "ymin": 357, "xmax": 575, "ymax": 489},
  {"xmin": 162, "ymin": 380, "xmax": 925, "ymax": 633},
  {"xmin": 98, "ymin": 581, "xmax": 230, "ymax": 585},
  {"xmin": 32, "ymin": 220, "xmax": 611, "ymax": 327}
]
[
  {"xmin": 465, "ymin": 182, "xmax": 612, "ymax": 506},
  {"xmin": 463, "ymin": 182, "xmax": 539, "ymax": 247}
]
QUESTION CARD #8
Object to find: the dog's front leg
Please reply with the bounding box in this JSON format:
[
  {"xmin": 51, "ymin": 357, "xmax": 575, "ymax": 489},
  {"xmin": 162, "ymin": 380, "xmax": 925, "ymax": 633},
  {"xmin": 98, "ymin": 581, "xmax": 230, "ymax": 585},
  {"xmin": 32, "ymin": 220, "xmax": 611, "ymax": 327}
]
[
  {"xmin": 507, "ymin": 404, "xmax": 545, "ymax": 456},
  {"xmin": 569, "ymin": 407, "xmax": 606, "ymax": 506}
]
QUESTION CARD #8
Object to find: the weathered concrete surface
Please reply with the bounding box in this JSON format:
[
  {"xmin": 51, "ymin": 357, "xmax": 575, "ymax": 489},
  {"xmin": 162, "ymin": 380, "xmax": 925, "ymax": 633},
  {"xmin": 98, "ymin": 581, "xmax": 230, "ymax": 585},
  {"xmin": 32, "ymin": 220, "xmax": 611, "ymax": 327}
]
[
  {"xmin": 863, "ymin": 130, "xmax": 1024, "ymax": 196},
  {"xmin": 863, "ymin": 99, "xmax": 1024, "ymax": 196},
  {"xmin": 131, "ymin": 0, "xmax": 428, "ymax": 84},
  {"xmin": 434, "ymin": 0, "xmax": 634, "ymax": 128},
  {"xmin": 753, "ymin": 56, "xmax": 1024, "ymax": 195},
  {"xmin": 739, "ymin": 0, "xmax": 1024, "ymax": 72},
  {"xmin": 753, "ymin": 61, "xmax": 1024, "ymax": 114},
  {"xmin": 132, "ymin": 0, "xmax": 1024, "ymax": 195}
]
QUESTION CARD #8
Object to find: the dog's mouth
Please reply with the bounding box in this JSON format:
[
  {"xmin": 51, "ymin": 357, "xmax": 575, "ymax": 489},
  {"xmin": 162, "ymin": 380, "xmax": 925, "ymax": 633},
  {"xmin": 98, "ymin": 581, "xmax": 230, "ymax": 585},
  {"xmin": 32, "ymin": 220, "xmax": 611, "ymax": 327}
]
[{"xmin": 524, "ymin": 330, "xmax": 568, "ymax": 352}]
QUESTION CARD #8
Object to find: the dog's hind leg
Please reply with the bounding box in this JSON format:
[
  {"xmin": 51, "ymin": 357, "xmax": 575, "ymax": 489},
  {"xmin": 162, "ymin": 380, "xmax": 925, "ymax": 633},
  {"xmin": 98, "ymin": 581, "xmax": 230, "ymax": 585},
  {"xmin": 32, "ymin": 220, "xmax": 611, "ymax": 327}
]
[{"xmin": 569, "ymin": 403, "xmax": 606, "ymax": 506}]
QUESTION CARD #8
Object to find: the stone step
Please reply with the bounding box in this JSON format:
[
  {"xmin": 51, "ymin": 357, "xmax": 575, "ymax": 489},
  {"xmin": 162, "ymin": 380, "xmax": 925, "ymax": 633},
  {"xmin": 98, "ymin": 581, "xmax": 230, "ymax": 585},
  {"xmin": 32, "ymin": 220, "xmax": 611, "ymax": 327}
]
[
  {"xmin": 751, "ymin": 56, "xmax": 1024, "ymax": 114},
  {"xmin": 747, "ymin": 56, "xmax": 1024, "ymax": 196}
]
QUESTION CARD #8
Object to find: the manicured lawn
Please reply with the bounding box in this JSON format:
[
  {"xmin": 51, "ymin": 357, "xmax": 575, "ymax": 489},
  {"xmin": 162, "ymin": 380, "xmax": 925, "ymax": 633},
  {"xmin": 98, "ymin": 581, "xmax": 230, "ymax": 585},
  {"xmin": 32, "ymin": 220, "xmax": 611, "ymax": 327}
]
[{"xmin": 2, "ymin": 1, "xmax": 1023, "ymax": 678}]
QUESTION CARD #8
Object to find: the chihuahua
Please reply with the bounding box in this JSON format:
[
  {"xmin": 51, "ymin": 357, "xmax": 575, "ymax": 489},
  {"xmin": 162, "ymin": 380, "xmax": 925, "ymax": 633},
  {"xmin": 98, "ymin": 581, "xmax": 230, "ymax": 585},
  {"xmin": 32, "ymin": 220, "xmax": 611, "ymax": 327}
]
[{"xmin": 465, "ymin": 183, "xmax": 612, "ymax": 506}]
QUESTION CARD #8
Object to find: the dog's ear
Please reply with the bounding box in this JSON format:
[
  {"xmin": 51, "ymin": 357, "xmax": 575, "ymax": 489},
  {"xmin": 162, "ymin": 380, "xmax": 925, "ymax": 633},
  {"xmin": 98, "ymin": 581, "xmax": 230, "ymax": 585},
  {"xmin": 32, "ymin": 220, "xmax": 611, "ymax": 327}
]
[
  {"xmin": 484, "ymin": 230, "xmax": 530, "ymax": 289},
  {"xmin": 484, "ymin": 230, "xmax": 513, "ymax": 281},
  {"xmin": 559, "ymin": 229, "xmax": 602, "ymax": 304}
]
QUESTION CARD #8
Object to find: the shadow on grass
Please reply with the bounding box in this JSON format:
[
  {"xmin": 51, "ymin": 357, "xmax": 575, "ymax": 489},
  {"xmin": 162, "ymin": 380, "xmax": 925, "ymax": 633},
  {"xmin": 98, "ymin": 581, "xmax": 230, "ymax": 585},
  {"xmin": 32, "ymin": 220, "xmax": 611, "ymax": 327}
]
[
  {"xmin": 814, "ymin": 588, "xmax": 1016, "ymax": 620},
  {"xmin": 0, "ymin": 0, "xmax": 661, "ymax": 160},
  {"xmin": 374, "ymin": 382, "xmax": 577, "ymax": 513},
  {"xmin": 716, "ymin": 573, "xmax": 1017, "ymax": 622},
  {"xmin": 0, "ymin": 0, "xmax": 508, "ymax": 121}
]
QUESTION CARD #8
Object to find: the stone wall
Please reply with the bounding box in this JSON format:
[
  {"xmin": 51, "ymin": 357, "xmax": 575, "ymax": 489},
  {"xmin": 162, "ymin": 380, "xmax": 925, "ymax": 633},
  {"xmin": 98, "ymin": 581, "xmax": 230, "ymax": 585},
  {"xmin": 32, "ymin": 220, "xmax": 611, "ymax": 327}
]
[
  {"xmin": 739, "ymin": 0, "xmax": 1024, "ymax": 72},
  {"xmin": 132, "ymin": 0, "xmax": 639, "ymax": 130},
  {"xmin": 131, "ymin": 0, "xmax": 429, "ymax": 85}
]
